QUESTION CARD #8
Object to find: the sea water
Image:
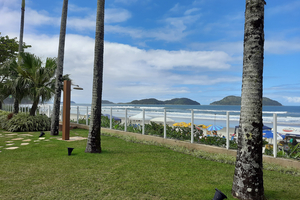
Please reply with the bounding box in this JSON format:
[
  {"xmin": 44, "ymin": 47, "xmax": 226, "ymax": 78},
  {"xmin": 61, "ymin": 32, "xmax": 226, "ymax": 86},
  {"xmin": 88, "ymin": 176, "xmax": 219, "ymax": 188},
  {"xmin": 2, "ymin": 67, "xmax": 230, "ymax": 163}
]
[
  {"xmin": 73, "ymin": 104, "xmax": 299, "ymax": 128},
  {"xmin": 17, "ymin": 103, "xmax": 300, "ymax": 128}
]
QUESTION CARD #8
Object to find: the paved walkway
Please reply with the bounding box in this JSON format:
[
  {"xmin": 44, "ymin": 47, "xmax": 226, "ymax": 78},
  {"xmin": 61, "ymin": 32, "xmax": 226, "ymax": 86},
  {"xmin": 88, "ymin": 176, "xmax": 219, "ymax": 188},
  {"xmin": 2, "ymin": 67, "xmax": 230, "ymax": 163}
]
[{"xmin": 0, "ymin": 132, "xmax": 87, "ymax": 153}]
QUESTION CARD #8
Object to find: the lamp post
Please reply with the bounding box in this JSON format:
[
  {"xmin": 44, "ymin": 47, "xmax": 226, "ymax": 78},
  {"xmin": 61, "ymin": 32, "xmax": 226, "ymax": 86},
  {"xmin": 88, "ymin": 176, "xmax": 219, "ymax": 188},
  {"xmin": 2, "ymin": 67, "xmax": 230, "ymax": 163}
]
[{"xmin": 62, "ymin": 80, "xmax": 83, "ymax": 140}]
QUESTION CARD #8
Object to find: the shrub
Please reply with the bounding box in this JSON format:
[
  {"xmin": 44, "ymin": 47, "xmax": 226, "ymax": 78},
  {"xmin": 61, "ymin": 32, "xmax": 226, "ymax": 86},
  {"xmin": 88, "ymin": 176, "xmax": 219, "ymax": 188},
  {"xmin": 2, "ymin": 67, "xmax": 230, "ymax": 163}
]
[{"xmin": 2, "ymin": 113, "xmax": 51, "ymax": 132}]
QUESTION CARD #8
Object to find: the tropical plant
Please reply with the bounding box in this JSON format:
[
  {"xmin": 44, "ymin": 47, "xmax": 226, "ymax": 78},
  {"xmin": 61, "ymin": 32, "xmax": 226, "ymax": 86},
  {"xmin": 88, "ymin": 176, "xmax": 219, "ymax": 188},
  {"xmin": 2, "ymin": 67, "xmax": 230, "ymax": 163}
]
[
  {"xmin": 232, "ymin": 0, "xmax": 265, "ymax": 199},
  {"xmin": 14, "ymin": 52, "xmax": 59, "ymax": 116},
  {"xmin": 1, "ymin": 112, "xmax": 51, "ymax": 132},
  {"xmin": 51, "ymin": 0, "xmax": 69, "ymax": 136},
  {"xmin": 85, "ymin": 0, "xmax": 105, "ymax": 153},
  {"xmin": 0, "ymin": 33, "xmax": 30, "ymax": 110}
]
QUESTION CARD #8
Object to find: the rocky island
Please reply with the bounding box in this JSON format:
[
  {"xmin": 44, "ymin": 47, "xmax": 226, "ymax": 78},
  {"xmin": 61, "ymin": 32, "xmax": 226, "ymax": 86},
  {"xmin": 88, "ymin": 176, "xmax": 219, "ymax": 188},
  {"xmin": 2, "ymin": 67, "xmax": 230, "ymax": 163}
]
[{"xmin": 210, "ymin": 95, "xmax": 282, "ymax": 106}]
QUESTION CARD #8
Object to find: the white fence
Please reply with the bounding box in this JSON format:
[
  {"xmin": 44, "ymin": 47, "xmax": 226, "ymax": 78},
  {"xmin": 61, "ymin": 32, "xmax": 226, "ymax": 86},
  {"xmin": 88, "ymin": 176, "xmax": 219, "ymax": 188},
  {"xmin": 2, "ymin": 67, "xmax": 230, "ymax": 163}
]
[{"xmin": 2, "ymin": 104, "xmax": 282, "ymax": 157}]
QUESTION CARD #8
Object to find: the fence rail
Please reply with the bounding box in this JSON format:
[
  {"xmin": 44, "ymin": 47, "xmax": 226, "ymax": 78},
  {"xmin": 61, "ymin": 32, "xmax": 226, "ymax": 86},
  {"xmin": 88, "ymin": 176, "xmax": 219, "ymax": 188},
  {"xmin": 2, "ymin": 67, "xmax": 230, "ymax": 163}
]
[{"xmin": 1, "ymin": 104, "xmax": 284, "ymax": 158}]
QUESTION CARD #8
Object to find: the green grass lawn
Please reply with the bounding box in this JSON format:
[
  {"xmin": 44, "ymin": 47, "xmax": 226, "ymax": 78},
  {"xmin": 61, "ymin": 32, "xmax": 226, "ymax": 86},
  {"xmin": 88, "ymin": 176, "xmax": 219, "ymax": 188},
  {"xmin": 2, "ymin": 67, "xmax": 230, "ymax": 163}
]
[{"xmin": 0, "ymin": 129, "xmax": 299, "ymax": 200}]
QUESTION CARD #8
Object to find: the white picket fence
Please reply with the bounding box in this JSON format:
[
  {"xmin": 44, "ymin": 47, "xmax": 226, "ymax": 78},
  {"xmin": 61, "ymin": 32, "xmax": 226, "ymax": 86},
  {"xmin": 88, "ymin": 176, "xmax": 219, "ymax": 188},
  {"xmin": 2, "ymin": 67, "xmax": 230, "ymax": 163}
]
[{"xmin": 2, "ymin": 104, "xmax": 281, "ymax": 157}]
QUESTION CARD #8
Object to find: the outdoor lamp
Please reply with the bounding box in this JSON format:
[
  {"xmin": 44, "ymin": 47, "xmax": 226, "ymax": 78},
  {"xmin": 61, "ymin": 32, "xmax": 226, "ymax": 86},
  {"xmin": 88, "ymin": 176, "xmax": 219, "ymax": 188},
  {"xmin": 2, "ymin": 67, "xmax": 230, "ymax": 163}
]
[{"xmin": 73, "ymin": 84, "xmax": 83, "ymax": 90}]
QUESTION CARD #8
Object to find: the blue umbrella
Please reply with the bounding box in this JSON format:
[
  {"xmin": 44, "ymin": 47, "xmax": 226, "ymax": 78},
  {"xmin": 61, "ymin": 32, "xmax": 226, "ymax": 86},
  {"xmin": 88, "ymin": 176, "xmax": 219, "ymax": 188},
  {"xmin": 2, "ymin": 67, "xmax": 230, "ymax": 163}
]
[
  {"xmin": 263, "ymin": 130, "xmax": 285, "ymax": 140},
  {"xmin": 102, "ymin": 114, "xmax": 121, "ymax": 122},
  {"xmin": 207, "ymin": 125, "xmax": 223, "ymax": 131}
]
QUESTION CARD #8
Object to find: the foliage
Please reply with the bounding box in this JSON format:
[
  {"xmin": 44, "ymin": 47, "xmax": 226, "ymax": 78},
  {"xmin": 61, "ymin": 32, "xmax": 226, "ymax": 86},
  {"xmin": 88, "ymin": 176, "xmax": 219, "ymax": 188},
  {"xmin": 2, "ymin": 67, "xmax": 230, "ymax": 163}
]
[
  {"xmin": 264, "ymin": 142, "xmax": 300, "ymax": 160},
  {"xmin": 1, "ymin": 112, "xmax": 51, "ymax": 132},
  {"xmin": 0, "ymin": 33, "xmax": 31, "ymax": 66}
]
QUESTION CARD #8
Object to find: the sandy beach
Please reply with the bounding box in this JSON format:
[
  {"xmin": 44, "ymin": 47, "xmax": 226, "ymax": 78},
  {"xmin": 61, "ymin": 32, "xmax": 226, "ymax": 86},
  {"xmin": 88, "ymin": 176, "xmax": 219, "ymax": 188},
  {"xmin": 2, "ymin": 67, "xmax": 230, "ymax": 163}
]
[{"xmin": 68, "ymin": 114, "xmax": 236, "ymax": 137}]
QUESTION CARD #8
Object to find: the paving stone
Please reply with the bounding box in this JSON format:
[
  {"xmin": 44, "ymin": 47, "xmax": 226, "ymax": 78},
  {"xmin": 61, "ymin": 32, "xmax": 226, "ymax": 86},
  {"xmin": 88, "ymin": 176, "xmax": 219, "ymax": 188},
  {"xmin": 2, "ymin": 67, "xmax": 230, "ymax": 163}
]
[
  {"xmin": 6, "ymin": 141, "xmax": 14, "ymax": 143},
  {"xmin": 21, "ymin": 143, "xmax": 30, "ymax": 146},
  {"xmin": 19, "ymin": 134, "xmax": 34, "ymax": 137},
  {"xmin": 12, "ymin": 138, "xmax": 24, "ymax": 141},
  {"xmin": 5, "ymin": 147, "xmax": 19, "ymax": 150},
  {"xmin": 39, "ymin": 137, "xmax": 45, "ymax": 140},
  {"xmin": 5, "ymin": 133, "xmax": 18, "ymax": 136},
  {"xmin": 6, "ymin": 143, "xmax": 14, "ymax": 146},
  {"xmin": 23, "ymin": 139, "xmax": 31, "ymax": 142}
]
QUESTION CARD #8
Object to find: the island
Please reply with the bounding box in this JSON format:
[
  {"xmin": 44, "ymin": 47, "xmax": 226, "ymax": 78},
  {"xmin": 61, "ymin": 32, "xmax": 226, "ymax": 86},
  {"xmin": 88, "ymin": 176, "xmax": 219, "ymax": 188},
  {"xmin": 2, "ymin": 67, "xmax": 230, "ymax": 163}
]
[
  {"xmin": 102, "ymin": 100, "xmax": 115, "ymax": 104},
  {"xmin": 210, "ymin": 95, "xmax": 282, "ymax": 106},
  {"xmin": 126, "ymin": 98, "xmax": 200, "ymax": 105}
]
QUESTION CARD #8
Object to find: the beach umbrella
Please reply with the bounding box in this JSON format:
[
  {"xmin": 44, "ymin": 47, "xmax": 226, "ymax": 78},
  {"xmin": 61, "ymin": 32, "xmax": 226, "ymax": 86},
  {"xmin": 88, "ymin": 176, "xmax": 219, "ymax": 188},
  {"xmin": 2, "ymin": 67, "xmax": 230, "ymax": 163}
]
[
  {"xmin": 150, "ymin": 117, "xmax": 175, "ymax": 123},
  {"xmin": 102, "ymin": 114, "xmax": 121, "ymax": 122},
  {"xmin": 199, "ymin": 124, "xmax": 211, "ymax": 129},
  {"xmin": 129, "ymin": 112, "xmax": 152, "ymax": 120},
  {"xmin": 207, "ymin": 125, "xmax": 223, "ymax": 131},
  {"xmin": 263, "ymin": 130, "xmax": 284, "ymax": 140}
]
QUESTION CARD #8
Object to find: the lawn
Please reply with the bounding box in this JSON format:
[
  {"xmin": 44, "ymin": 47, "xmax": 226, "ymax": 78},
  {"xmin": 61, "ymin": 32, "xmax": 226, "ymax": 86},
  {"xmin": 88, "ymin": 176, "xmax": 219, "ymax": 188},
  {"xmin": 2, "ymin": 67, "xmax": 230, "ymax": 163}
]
[{"xmin": 0, "ymin": 129, "xmax": 299, "ymax": 200}]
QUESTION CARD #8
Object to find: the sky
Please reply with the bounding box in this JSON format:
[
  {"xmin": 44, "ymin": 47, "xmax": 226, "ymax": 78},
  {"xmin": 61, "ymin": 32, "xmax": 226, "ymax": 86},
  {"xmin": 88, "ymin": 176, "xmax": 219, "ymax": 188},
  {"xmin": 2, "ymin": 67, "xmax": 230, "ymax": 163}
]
[{"xmin": 1, "ymin": 0, "xmax": 299, "ymax": 106}]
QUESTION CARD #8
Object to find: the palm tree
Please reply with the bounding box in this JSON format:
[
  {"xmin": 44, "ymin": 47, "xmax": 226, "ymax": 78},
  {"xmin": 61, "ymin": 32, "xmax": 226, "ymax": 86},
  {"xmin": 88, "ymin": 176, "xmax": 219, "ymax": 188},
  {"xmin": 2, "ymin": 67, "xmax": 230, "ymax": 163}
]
[
  {"xmin": 85, "ymin": 0, "xmax": 105, "ymax": 153},
  {"xmin": 232, "ymin": 0, "xmax": 265, "ymax": 199},
  {"xmin": 14, "ymin": 0, "xmax": 26, "ymax": 114},
  {"xmin": 51, "ymin": 0, "xmax": 69, "ymax": 136},
  {"xmin": 3, "ymin": 58, "xmax": 28, "ymax": 113},
  {"xmin": 15, "ymin": 52, "xmax": 57, "ymax": 116}
]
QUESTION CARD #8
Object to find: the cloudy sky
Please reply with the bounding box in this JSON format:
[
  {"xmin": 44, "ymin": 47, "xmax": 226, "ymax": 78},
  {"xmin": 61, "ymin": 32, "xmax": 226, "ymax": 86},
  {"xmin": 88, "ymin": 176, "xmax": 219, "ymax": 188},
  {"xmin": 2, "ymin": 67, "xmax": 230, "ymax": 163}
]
[{"xmin": 1, "ymin": 0, "xmax": 299, "ymax": 105}]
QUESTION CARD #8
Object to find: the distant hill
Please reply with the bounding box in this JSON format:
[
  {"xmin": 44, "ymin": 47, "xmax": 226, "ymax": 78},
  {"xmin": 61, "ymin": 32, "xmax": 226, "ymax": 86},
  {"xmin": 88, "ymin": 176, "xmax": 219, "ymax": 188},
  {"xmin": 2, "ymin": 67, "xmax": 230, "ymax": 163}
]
[
  {"xmin": 102, "ymin": 100, "xmax": 114, "ymax": 104},
  {"xmin": 127, "ymin": 98, "xmax": 200, "ymax": 105},
  {"xmin": 210, "ymin": 95, "xmax": 282, "ymax": 106}
]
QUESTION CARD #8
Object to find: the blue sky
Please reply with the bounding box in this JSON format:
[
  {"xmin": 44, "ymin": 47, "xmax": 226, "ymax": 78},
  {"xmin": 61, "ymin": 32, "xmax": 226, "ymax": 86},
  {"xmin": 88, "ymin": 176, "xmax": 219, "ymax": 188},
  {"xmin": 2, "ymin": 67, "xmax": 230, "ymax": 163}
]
[{"xmin": 1, "ymin": 0, "xmax": 299, "ymax": 105}]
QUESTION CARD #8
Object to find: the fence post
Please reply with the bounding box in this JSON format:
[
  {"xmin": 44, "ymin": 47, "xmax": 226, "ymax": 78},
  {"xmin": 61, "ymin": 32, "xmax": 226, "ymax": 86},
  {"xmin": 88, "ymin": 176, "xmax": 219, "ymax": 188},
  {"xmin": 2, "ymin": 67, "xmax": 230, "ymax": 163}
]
[
  {"xmin": 110, "ymin": 107, "xmax": 112, "ymax": 129},
  {"xmin": 164, "ymin": 109, "xmax": 167, "ymax": 139},
  {"xmin": 86, "ymin": 106, "xmax": 89, "ymax": 126},
  {"xmin": 60, "ymin": 106, "xmax": 63, "ymax": 121},
  {"xmin": 125, "ymin": 108, "xmax": 127, "ymax": 132},
  {"xmin": 48, "ymin": 105, "xmax": 50, "ymax": 117},
  {"xmin": 226, "ymin": 111, "xmax": 230, "ymax": 150},
  {"xmin": 76, "ymin": 106, "xmax": 79, "ymax": 124},
  {"xmin": 273, "ymin": 113, "xmax": 277, "ymax": 158},
  {"xmin": 191, "ymin": 109, "xmax": 194, "ymax": 143},
  {"xmin": 142, "ymin": 109, "xmax": 145, "ymax": 135}
]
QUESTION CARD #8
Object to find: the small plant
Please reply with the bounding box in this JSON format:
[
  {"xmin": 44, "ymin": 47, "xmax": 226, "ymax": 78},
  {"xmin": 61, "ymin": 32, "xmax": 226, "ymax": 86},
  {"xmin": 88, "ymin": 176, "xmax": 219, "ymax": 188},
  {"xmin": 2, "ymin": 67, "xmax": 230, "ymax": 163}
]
[
  {"xmin": 2, "ymin": 113, "xmax": 51, "ymax": 132},
  {"xmin": 7, "ymin": 112, "xmax": 14, "ymax": 120}
]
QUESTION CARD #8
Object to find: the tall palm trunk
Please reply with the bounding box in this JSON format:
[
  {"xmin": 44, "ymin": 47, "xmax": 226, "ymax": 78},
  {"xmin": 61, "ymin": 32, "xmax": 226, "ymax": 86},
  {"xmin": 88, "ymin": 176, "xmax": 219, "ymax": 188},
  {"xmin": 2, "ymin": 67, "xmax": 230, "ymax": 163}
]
[
  {"xmin": 30, "ymin": 97, "xmax": 39, "ymax": 116},
  {"xmin": 232, "ymin": 0, "xmax": 265, "ymax": 199},
  {"xmin": 14, "ymin": 0, "xmax": 25, "ymax": 114},
  {"xmin": 85, "ymin": 0, "xmax": 105, "ymax": 153},
  {"xmin": 51, "ymin": 0, "xmax": 69, "ymax": 135}
]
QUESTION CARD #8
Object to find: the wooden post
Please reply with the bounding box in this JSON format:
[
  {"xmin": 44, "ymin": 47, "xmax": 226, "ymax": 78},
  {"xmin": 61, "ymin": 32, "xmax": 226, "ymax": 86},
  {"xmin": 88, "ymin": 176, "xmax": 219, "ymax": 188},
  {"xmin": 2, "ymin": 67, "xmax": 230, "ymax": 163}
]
[{"xmin": 62, "ymin": 80, "xmax": 71, "ymax": 140}]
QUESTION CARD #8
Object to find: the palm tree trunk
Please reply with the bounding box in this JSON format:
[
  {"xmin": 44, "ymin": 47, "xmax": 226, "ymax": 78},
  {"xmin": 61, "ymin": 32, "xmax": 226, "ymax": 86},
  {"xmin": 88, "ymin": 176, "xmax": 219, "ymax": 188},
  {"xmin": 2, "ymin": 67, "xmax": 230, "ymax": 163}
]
[
  {"xmin": 85, "ymin": 0, "xmax": 105, "ymax": 153},
  {"xmin": 14, "ymin": 0, "xmax": 25, "ymax": 114},
  {"xmin": 51, "ymin": 0, "xmax": 69, "ymax": 136},
  {"xmin": 13, "ymin": 98, "xmax": 19, "ymax": 114},
  {"xmin": 232, "ymin": 0, "xmax": 265, "ymax": 199},
  {"xmin": 30, "ymin": 98, "xmax": 39, "ymax": 116},
  {"xmin": 18, "ymin": 0, "xmax": 25, "ymax": 53}
]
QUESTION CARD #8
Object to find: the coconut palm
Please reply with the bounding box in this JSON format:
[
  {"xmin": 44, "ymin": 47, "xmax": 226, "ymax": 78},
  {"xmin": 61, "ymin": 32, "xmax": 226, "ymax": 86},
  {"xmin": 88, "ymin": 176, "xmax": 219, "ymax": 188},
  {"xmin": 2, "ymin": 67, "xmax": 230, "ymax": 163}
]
[
  {"xmin": 3, "ymin": 58, "xmax": 28, "ymax": 113},
  {"xmin": 232, "ymin": 0, "xmax": 265, "ymax": 199},
  {"xmin": 51, "ymin": 0, "xmax": 69, "ymax": 136},
  {"xmin": 15, "ymin": 52, "xmax": 56, "ymax": 116},
  {"xmin": 13, "ymin": 0, "xmax": 26, "ymax": 114},
  {"xmin": 85, "ymin": 0, "xmax": 105, "ymax": 153}
]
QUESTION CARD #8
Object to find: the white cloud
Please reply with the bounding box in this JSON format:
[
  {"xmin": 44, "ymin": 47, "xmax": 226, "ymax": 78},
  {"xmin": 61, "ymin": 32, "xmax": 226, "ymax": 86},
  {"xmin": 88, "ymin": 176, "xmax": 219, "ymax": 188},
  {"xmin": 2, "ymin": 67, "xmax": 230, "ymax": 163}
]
[
  {"xmin": 284, "ymin": 97, "xmax": 300, "ymax": 103},
  {"xmin": 20, "ymin": 32, "xmax": 238, "ymax": 103},
  {"xmin": 105, "ymin": 8, "xmax": 132, "ymax": 23},
  {"xmin": 265, "ymin": 39, "xmax": 300, "ymax": 54}
]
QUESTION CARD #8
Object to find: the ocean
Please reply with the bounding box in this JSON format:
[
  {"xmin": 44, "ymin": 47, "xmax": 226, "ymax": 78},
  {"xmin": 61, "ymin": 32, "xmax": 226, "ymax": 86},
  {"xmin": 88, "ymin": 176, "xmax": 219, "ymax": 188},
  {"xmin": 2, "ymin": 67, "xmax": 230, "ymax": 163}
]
[
  {"xmin": 69, "ymin": 103, "xmax": 300, "ymax": 128},
  {"xmin": 13, "ymin": 103, "xmax": 299, "ymax": 129}
]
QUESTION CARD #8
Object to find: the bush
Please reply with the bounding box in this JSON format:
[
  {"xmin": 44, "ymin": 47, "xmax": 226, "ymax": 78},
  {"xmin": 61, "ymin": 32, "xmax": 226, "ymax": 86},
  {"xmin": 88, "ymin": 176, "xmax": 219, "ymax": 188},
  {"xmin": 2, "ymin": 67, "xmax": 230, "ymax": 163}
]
[{"xmin": 2, "ymin": 112, "xmax": 51, "ymax": 132}]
